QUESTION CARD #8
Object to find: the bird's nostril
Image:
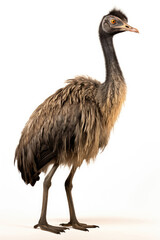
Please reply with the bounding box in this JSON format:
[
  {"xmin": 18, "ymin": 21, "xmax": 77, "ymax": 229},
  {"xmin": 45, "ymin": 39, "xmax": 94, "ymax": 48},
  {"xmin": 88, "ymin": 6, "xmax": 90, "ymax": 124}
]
[{"xmin": 125, "ymin": 25, "xmax": 129, "ymax": 28}]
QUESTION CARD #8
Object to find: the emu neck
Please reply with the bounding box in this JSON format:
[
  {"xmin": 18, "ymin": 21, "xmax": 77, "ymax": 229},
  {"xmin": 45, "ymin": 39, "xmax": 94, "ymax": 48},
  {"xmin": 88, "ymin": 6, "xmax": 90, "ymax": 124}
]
[
  {"xmin": 97, "ymin": 34, "xmax": 125, "ymax": 105},
  {"xmin": 100, "ymin": 35, "xmax": 123, "ymax": 82}
]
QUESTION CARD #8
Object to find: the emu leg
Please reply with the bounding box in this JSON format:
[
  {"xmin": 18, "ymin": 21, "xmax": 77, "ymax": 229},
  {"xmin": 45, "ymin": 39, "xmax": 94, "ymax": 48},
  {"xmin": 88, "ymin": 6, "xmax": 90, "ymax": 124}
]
[
  {"xmin": 60, "ymin": 166, "xmax": 99, "ymax": 231},
  {"xmin": 34, "ymin": 164, "xmax": 68, "ymax": 234}
]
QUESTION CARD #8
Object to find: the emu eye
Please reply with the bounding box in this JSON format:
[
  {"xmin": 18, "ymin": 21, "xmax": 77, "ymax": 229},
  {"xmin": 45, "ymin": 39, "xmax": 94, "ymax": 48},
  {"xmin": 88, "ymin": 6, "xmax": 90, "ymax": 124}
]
[{"xmin": 110, "ymin": 19, "xmax": 116, "ymax": 25}]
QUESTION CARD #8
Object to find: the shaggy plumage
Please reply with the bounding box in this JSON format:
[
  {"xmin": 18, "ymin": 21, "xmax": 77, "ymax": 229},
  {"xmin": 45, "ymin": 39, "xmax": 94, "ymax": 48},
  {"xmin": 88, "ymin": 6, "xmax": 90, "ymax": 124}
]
[{"xmin": 15, "ymin": 75, "xmax": 126, "ymax": 186}]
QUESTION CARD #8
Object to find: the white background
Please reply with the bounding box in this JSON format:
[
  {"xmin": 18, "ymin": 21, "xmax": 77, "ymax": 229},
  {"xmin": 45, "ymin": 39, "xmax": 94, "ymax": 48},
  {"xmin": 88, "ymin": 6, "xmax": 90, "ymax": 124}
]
[{"xmin": 0, "ymin": 0, "xmax": 160, "ymax": 239}]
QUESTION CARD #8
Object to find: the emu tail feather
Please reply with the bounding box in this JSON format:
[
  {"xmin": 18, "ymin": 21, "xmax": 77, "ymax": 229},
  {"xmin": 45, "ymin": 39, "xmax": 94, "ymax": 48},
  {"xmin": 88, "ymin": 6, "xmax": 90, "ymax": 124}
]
[{"xmin": 14, "ymin": 144, "xmax": 40, "ymax": 186}]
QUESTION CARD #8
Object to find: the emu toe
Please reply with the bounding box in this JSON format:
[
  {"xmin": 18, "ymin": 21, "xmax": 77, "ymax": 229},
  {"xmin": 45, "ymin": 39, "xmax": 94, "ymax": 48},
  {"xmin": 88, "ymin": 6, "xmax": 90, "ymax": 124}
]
[
  {"xmin": 60, "ymin": 220, "xmax": 99, "ymax": 231},
  {"xmin": 34, "ymin": 223, "xmax": 69, "ymax": 234}
]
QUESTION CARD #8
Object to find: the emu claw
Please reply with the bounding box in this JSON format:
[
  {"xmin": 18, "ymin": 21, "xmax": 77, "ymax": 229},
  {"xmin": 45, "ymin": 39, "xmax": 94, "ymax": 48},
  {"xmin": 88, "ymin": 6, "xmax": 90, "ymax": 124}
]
[
  {"xmin": 34, "ymin": 223, "xmax": 69, "ymax": 234},
  {"xmin": 60, "ymin": 221, "xmax": 99, "ymax": 231}
]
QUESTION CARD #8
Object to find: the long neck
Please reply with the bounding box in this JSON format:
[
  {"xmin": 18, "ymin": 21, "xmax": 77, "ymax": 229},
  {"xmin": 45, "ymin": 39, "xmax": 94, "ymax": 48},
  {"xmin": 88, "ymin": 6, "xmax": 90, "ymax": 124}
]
[
  {"xmin": 95, "ymin": 33, "xmax": 127, "ymax": 140},
  {"xmin": 97, "ymin": 34, "xmax": 125, "ymax": 105},
  {"xmin": 100, "ymin": 34, "xmax": 124, "ymax": 82}
]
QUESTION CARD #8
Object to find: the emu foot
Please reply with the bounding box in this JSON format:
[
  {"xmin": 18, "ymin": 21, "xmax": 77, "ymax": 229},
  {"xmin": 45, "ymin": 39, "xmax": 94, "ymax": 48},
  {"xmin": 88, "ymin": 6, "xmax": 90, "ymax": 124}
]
[
  {"xmin": 60, "ymin": 220, "xmax": 99, "ymax": 231},
  {"xmin": 34, "ymin": 222, "xmax": 69, "ymax": 234}
]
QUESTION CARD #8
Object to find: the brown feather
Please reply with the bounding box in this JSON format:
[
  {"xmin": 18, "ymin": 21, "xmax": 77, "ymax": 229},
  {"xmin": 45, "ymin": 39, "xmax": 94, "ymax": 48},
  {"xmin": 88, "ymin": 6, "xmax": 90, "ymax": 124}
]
[{"xmin": 15, "ymin": 75, "xmax": 126, "ymax": 185}]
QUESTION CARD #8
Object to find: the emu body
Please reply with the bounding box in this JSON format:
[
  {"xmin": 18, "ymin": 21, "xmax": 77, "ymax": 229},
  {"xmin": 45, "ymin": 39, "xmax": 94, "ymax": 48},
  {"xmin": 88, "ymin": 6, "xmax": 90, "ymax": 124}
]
[
  {"xmin": 15, "ymin": 76, "xmax": 126, "ymax": 185},
  {"xmin": 15, "ymin": 9, "xmax": 138, "ymax": 234}
]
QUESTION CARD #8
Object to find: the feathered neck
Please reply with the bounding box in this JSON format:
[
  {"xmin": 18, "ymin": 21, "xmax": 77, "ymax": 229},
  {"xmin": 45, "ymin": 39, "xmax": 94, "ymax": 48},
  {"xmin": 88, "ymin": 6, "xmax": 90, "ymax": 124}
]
[
  {"xmin": 99, "ymin": 34, "xmax": 124, "ymax": 82},
  {"xmin": 96, "ymin": 33, "xmax": 125, "ymax": 105}
]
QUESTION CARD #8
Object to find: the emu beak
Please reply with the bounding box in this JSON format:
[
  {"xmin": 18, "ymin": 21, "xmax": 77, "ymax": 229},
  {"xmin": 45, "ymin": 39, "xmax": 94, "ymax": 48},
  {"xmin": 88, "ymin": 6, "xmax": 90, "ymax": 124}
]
[{"xmin": 121, "ymin": 23, "xmax": 139, "ymax": 33}]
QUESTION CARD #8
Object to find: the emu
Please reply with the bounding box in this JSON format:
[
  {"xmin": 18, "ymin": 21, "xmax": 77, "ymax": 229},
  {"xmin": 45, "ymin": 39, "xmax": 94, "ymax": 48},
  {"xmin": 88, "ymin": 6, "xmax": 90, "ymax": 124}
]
[{"xmin": 15, "ymin": 9, "xmax": 138, "ymax": 234}]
